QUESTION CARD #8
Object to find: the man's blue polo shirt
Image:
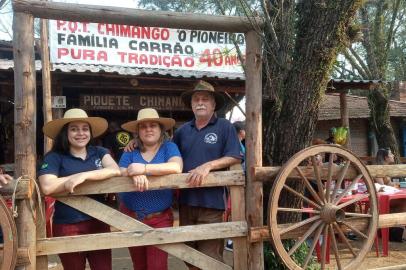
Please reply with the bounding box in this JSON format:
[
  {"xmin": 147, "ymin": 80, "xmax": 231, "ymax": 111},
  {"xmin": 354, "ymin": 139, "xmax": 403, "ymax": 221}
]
[
  {"xmin": 38, "ymin": 146, "xmax": 108, "ymax": 224},
  {"xmin": 173, "ymin": 116, "xmax": 241, "ymax": 210}
]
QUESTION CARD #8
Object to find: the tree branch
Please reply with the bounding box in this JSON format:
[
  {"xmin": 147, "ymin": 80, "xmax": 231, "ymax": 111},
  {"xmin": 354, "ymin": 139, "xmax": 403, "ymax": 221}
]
[
  {"xmin": 385, "ymin": 0, "xmax": 401, "ymax": 53},
  {"xmin": 343, "ymin": 49, "xmax": 369, "ymax": 78},
  {"xmin": 349, "ymin": 46, "xmax": 373, "ymax": 78},
  {"xmin": 259, "ymin": 0, "xmax": 280, "ymax": 50},
  {"xmin": 360, "ymin": 7, "xmax": 379, "ymax": 76}
]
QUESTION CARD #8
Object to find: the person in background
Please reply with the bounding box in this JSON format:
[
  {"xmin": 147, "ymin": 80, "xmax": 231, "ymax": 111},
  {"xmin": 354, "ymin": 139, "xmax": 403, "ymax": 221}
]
[
  {"xmin": 375, "ymin": 148, "xmax": 395, "ymax": 186},
  {"xmin": 233, "ymin": 121, "xmax": 246, "ymax": 169},
  {"xmin": 173, "ymin": 80, "xmax": 241, "ymax": 269},
  {"xmin": 119, "ymin": 108, "xmax": 183, "ymax": 270},
  {"xmin": 325, "ymin": 127, "xmax": 336, "ymax": 144},
  {"xmin": 0, "ymin": 173, "xmax": 12, "ymax": 188},
  {"xmin": 38, "ymin": 108, "xmax": 120, "ymax": 270},
  {"xmin": 375, "ymin": 147, "xmax": 406, "ymax": 241},
  {"xmin": 224, "ymin": 121, "xmax": 246, "ymax": 251},
  {"xmin": 103, "ymin": 121, "xmax": 132, "ymax": 161}
]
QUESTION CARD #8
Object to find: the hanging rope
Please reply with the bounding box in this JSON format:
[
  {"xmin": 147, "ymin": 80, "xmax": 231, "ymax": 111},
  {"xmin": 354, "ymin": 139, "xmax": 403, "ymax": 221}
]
[{"xmin": 11, "ymin": 176, "xmax": 44, "ymax": 221}]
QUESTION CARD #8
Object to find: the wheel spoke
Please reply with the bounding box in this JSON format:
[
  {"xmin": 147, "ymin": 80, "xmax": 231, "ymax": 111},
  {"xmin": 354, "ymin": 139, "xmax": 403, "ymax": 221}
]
[
  {"xmin": 325, "ymin": 153, "xmax": 334, "ymax": 203},
  {"xmin": 320, "ymin": 225, "xmax": 328, "ymax": 270},
  {"xmin": 337, "ymin": 193, "xmax": 369, "ymax": 209},
  {"xmin": 333, "ymin": 222, "xmax": 357, "ymax": 257},
  {"xmin": 311, "ymin": 156, "xmax": 327, "ymax": 203},
  {"xmin": 345, "ymin": 212, "xmax": 372, "ymax": 218},
  {"xmin": 288, "ymin": 220, "xmax": 323, "ymax": 256},
  {"xmin": 283, "ymin": 184, "xmax": 321, "ymax": 209},
  {"xmin": 331, "ymin": 160, "xmax": 350, "ymax": 200},
  {"xmin": 278, "ymin": 207, "xmax": 320, "ymax": 214},
  {"xmin": 302, "ymin": 223, "xmax": 324, "ymax": 269},
  {"xmin": 333, "ymin": 174, "xmax": 363, "ymax": 205},
  {"xmin": 295, "ymin": 167, "xmax": 324, "ymax": 205},
  {"xmin": 329, "ymin": 224, "xmax": 342, "ymax": 270},
  {"xmin": 280, "ymin": 215, "xmax": 320, "ymax": 235},
  {"xmin": 341, "ymin": 221, "xmax": 368, "ymax": 239}
]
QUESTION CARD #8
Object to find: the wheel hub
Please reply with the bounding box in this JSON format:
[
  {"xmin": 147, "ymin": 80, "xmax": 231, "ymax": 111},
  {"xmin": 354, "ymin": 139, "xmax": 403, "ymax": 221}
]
[{"xmin": 320, "ymin": 203, "xmax": 345, "ymax": 223}]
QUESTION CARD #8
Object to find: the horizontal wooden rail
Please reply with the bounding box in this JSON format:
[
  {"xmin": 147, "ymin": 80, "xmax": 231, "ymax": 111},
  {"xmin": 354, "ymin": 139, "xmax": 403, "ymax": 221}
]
[
  {"xmin": 249, "ymin": 212, "xmax": 406, "ymax": 242},
  {"xmin": 0, "ymin": 178, "xmax": 30, "ymax": 199},
  {"xmin": 55, "ymin": 170, "xmax": 245, "ymax": 196},
  {"xmin": 13, "ymin": 0, "xmax": 263, "ymax": 32},
  {"xmin": 37, "ymin": 221, "xmax": 247, "ymax": 255},
  {"xmin": 254, "ymin": 164, "xmax": 406, "ymax": 182},
  {"xmin": 59, "ymin": 196, "xmax": 232, "ymax": 270}
]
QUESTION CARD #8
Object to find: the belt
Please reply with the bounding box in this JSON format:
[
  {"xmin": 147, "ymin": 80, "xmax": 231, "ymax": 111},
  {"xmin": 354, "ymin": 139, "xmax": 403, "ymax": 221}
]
[{"xmin": 138, "ymin": 208, "xmax": 170, "ymax": 220}]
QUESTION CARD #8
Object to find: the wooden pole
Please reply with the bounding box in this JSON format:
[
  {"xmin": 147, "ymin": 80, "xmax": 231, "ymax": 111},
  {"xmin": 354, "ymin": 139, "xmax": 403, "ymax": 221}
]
[
  {"xmin": 40, "ymin": 17, "xmax": 52, "ymax": 154},
  {"xmin": 245, "ymin": 30, "xmax": 263, "ymax": 270},
  {"xmin": 12, "ymin": 0, "xmax": 262, "ymax": 32},
  {"xmin": 340, "ymin": 92, "xmax": 351, "ymax": 149},
  {"xmin": 12, "ymin": 11, "xmax": 37, "ymax": 270}
]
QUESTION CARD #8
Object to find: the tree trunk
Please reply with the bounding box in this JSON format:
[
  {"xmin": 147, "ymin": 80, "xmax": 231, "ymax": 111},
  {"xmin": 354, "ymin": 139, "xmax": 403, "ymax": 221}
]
[
  {"xmin": 263, "ymin": 0, "xmax": 362, "ymax": 225},
  {"xmin": 368, "ymin": 87, "xmax": 400, "ymax": 159}
]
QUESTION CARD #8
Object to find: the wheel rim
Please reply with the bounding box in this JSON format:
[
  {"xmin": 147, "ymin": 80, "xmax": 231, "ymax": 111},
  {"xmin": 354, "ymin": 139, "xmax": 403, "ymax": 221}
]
[
  {"xmin": 268, "ymin": 145, "xmax": 378, "ymax": 270},
  {"xmin": 0, "ymin": 196, "xmax": 17, "ymax": 270}
]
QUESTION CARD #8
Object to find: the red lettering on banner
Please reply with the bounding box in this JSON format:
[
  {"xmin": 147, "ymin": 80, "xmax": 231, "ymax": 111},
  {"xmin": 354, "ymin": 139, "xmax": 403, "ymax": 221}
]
[
  {"xmin": 57, "ymin": 48, "xmax": 108, "ymax": 61},
  {"xmin": 56, "ymin": 21, "xmax": 66, "ymax": 30},
  {"xmin": 97, "ymin": 23, "xmax": 105, "ymax": 34},
  {"xmin": 58, "ymin": 48, "xmax": 69, "ymax": 58}
]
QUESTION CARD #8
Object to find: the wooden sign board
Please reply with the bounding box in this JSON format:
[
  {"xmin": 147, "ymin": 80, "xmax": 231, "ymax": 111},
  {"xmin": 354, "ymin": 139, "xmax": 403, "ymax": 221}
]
[{"xmin": 79, "ymin": 94, "xmax": 190, "ymax": 111}]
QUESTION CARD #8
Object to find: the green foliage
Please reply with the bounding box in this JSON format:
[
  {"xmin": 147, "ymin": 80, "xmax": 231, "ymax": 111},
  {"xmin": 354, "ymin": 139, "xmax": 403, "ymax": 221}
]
[
  {"xmin": 264, "ymin": 241, "xmax": 320, "ymax": 270},
  {"xmin": 137, "ymin": 0, "xmax": 260, "ymax": 16}
]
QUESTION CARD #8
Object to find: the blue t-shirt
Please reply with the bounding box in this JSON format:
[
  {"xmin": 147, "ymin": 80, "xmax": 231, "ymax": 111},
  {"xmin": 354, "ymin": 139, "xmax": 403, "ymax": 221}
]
[
  {"xmin": 173, "ymin": 116, "xmax": 242, "ymax": 210},
  {"xmin": 118, "ymin": 141, "xmax": 181, "ymax": 220},
  {"xmin": 38, "ymin": 146, "xmax": 109, "ymax": 224}
]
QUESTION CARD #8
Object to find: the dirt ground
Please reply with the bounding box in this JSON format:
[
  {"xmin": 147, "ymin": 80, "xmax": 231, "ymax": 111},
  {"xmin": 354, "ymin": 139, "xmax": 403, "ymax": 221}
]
[{"xmin": 48, "ymin": 241, "xmax": 406, "ymax": 270}]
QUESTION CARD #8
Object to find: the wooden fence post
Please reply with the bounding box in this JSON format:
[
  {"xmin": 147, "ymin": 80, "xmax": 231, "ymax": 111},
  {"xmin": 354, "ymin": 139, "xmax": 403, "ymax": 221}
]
[
  {"xmin": 13, "ymin": 11, "xmax": 37, "ymax": 270},
  {"xmin": 245, "ymin": 30, "xmax": 263, "ymax": 270}
]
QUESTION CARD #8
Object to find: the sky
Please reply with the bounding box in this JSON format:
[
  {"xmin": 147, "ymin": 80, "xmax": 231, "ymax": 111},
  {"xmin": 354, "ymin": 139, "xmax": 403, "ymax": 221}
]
[
  {"xmin": 0, "ymin": 0, "xmax": 139, "ymax": 40},
  {"xmin": 0, "ymin": 0, "xmax": 246, "ymax": 122}
]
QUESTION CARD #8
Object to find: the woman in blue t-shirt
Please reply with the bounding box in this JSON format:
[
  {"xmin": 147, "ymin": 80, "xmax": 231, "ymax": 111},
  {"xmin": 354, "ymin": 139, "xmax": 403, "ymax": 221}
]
[
  {"xmin": 38, "ymin": 108, "xmax": 120, "ymax": 270},
  {"xmin": 119, "ymin": 108, "xmax": 183, "ymax": 270}
]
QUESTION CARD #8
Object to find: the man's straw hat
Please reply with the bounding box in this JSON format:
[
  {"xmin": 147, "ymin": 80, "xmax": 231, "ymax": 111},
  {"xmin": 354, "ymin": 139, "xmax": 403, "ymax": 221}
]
[
  {"xmin": 181, "ymin": 80, "xmax": 225, "ymax": 111},
  {"xmin": 121, "ymin": 108, "xmax": 175, "ymax": 133},
  {"xmin": 43, "ymin": 108, "xmax": 108, "ymax": 139}
]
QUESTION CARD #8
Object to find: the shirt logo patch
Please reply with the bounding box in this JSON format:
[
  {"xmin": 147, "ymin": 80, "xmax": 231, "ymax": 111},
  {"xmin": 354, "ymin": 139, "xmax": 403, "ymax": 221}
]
[
  {"xmin": 204, "ymin": 133, "xmax": 218, "ymax": 144},
  {"xmin": 95, "ymin": 158, "xmax": 103, "ymax": 169},
  {"xmin": 116, "ymin": 131, "xmax": 130, "ymax": 146},
  {"xmin": 41, "ymin": 163, "xmax": 48, "ymax": 169}
]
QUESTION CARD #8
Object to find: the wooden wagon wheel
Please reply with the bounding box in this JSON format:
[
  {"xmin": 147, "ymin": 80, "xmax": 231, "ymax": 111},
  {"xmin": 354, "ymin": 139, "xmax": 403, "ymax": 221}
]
[
  {"xmin": 268, "ymin": 145, "xmax": 378, "ymax": 270},
  {"xmin": 0, "ymin": 196, "xmax": 17, "ymax": 270}
]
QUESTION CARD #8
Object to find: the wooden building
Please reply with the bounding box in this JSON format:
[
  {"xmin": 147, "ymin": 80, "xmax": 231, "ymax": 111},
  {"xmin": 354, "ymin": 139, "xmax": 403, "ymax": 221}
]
[
  {"xmin": 0, "ymin": 39, "xmax": 245, "ymax": 164},
  {"xmin": 315, "ymin": 93, "xmax": 406, "ymax": 157}
]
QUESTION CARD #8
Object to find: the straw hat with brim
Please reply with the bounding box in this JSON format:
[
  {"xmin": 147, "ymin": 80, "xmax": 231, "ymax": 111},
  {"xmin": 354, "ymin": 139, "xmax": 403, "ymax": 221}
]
[
  {"xmin": 43, "ymin": 108, "xmax": 108, "ymax": 139},
  {"xmin": 181, "ymin": 80, "xmax": 225, "ymax": 111},
  {"xmin": 121, "ymin": 108, "xmax": 175, "ymax": 133}
]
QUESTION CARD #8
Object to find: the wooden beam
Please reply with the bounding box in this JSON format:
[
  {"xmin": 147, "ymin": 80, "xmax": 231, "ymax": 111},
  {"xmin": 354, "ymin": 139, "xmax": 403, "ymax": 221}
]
[
  {"xmin": 37, "ymin": 221, "xmax": 247, "ymax": 255},
  {"xmin": 231, "ymin": 186, "xmax": 248, "ymax": 270},
  {"xmin": 254, "ymin": 164, "xmax": 406, "ymax": 182},
  {"xmin": 9, "ymin": 164, "xmax": 406, "ymax": 198},
  {"xmin": 13, "ymin": 11, "xmax": 37, "ymax": 270},
  {"xmin": 340, "ymin": 92, "xmax": 351, "ymax": 149},
  {"xmin": 59, "ymin": 196, "xmax": 232, "ymax": 270},
  {"xmin": 245, "ymin": 30, "xmax": 263, "ymax": 270},
  {"xmin": 249, "ymin": 212, "xmax": 406, "ymax": 242},
  {"xmin": 39, "ymin": 15, "xmax": 52, "ymax": 154},
  {"xmin": 0, "ymin": 178, "xmax": 31, "ymax": 199},
  {"xmin": 12, "ymin": 0, "xmax": 262, "ymax": 32},
  {"xmin": 0, "ymin": 247, "xmax": 31, "ymax": 267},
  {"xmin": 51, "ymin": 171, "xmax": 244, "ymax": 197}
]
